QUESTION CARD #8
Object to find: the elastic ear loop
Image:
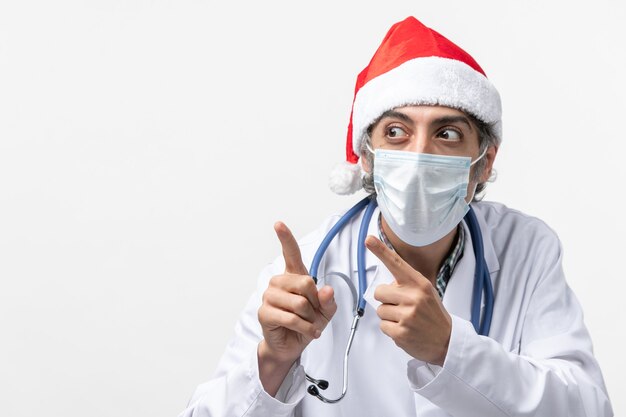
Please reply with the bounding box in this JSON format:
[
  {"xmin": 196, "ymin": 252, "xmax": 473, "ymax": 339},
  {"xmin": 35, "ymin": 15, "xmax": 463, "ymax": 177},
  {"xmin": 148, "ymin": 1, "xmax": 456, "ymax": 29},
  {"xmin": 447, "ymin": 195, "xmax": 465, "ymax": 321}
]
[{"xmin": 470, "ymin": 147, "xmax": 488, "ymax": 166}]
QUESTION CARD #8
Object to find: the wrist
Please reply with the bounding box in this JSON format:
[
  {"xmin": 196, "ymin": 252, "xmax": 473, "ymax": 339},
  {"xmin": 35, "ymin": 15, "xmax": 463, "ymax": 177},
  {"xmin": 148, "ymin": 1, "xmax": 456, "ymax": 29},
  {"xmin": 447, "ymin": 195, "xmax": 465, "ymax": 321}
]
[
  {"xmin": 258, "ymin": 340, "xmax": 299, "ymax": 397},
  {"xmin": 258, "ymin": 340, "xmax": 300, "ymax": 366},
  {"xmin": 432, "ymin": 314, "xmax": 452, "ymax": 366},
  {"xmin": 431, "ymin": 339, "xmax": 449, "ymax": 366}
]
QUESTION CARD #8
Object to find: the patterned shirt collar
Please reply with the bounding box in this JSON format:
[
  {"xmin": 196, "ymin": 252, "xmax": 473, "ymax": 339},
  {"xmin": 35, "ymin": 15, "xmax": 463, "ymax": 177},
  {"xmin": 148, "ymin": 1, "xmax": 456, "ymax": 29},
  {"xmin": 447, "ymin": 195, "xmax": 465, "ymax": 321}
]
[{"xmin": 377, "ymin": 214, "xmax": 465, "ymax": 299}]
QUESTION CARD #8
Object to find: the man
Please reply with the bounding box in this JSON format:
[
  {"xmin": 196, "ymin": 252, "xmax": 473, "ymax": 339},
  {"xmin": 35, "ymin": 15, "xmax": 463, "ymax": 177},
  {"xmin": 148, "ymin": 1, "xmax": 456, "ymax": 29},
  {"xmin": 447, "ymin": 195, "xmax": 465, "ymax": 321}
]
[{"xmin": 180, "ymin": 17, "xmax": 612, "ymax": 416}]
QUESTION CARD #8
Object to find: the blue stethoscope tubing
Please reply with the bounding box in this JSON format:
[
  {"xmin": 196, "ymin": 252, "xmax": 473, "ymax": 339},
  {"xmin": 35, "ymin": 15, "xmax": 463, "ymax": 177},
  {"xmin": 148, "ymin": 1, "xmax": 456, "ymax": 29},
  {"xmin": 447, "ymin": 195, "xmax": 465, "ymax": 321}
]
[
  {"xmin": 309, "ymin": 195, "xmax": 494, "ymax": 335},
  {"xmin": 309, "ymin": 196, "xmax": 376, "ymax": 316},
  {"xmin": 465, "ymin": 206, "xmax": 494, "ymax": 336}
]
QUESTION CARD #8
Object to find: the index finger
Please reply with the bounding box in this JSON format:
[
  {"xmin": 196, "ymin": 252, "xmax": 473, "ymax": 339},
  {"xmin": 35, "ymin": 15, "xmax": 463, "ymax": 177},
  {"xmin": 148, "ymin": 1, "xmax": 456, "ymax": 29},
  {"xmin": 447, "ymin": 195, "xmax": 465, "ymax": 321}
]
[
  {"xmin": 364, "ymin": 235, "xmax": 424, "ymax": 286},
  {"xmin": 274, "ymin": 221, "xmax": 309, "ymax": 275}
]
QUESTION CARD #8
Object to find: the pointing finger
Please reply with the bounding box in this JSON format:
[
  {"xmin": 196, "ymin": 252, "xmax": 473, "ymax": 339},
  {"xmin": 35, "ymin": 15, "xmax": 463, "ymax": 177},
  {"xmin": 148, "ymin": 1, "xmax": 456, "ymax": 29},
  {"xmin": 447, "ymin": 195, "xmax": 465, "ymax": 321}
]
[
  {"xmin": 364, "ymin": 235, "xmax": 424, "ymax": 286},
  {"xmin": 274, "ymin": 221, "xmax": 309, "ymax": 275}
]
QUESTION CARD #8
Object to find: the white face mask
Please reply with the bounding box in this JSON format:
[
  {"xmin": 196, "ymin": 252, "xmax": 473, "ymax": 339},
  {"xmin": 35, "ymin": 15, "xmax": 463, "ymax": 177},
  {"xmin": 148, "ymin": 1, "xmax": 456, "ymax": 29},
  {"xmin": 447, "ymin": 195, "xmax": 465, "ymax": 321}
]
[{"xmin": 371, "ymin": 147, "xmax": 486, "ymax": 247}]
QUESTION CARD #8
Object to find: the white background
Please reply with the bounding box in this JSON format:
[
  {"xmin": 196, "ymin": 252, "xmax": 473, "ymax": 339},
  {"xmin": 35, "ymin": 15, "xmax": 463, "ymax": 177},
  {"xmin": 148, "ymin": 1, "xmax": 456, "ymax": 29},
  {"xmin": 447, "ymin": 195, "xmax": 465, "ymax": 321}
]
[{"xmin": 1, "ymin": 1, "xmax": 624, "ymax": 416}]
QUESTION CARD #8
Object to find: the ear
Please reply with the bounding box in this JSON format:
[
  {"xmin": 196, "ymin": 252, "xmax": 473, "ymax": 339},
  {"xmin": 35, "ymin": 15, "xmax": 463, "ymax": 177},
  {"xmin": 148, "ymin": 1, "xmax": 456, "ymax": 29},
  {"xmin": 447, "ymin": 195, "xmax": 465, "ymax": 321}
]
[
  {"xmin": 360, "ymin": 152, "xmax": 372, "ymax": 173},
  {"xmin": 480, "ymin": 146, "xmax": 498, "ymax": 183}
]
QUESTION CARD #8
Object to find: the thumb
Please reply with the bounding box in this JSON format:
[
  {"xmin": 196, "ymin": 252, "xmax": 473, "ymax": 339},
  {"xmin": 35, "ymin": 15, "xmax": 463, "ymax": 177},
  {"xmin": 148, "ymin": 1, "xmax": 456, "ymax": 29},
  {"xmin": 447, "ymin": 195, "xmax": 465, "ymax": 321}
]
[
  {"xmin": 317, "ymin": 285, "xmax": 337, "ymax": 323},
  {"xmin": 274, "ymin": 221, "xmax": 308, "ymax": 275}
]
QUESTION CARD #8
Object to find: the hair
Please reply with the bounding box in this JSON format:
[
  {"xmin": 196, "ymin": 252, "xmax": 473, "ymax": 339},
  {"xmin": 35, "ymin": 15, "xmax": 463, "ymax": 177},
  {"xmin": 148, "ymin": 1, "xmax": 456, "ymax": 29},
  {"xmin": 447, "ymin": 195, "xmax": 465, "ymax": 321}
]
[{"xmin": 360, "ymin": 111, "xmax": 500, "ymax": 202}]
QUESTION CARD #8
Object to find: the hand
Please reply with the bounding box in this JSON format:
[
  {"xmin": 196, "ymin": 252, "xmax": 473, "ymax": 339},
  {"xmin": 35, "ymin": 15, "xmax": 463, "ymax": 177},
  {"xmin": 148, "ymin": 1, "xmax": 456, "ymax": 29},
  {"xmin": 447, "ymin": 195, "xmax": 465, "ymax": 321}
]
[
  {"xmin": 365, "ymin": 235, "xmax": 452, "ymax": 366},
  {"xmin": 257, "ymin": 222, "xmax": 337, "ymax": 395}
]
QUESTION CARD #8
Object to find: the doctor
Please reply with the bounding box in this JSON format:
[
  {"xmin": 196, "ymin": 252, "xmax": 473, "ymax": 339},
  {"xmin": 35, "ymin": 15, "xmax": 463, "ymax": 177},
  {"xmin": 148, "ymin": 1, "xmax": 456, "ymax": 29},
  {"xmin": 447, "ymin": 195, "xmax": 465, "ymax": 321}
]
[{"xmin": 180, "ymin": 17, "xmax": 612, "ymax": 416}]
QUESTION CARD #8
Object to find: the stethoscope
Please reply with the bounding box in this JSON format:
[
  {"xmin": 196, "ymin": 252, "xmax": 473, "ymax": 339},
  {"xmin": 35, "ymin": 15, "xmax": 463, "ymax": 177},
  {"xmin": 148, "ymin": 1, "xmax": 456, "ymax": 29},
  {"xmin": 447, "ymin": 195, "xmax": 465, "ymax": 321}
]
[{"xmin": 304, "ymin": 196, "xmax": 494, "ymax": 403}]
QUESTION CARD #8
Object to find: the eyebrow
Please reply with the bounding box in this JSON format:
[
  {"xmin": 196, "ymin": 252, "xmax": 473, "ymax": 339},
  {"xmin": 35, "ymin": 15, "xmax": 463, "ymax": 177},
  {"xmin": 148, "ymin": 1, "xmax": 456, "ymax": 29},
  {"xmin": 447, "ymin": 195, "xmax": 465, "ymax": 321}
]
[
  {"xmin": 431, "ymin": 115, "xmax": 474, "ymax": 132},
  {"xmin": 369, "ymin": 110, "xmax": 474, "ymax": 132},
  {"xmin": 373, "ymin": 110, "xmax": 414, "ymax": 126}
]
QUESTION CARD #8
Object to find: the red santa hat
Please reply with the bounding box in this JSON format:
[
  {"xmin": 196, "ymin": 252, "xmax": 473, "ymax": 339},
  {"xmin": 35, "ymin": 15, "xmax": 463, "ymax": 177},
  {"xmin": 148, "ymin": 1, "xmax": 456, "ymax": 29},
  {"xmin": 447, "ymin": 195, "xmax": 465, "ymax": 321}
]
[{"xmin": 329, "ymin": 16, "xmax": 502, "ymax": 195}]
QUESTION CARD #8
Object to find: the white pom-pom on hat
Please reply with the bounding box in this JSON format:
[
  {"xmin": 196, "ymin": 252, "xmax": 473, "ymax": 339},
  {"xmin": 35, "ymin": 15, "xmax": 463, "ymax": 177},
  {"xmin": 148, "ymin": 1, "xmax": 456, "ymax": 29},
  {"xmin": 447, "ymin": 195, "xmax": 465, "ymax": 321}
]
[
  {"xmin": 329, "ymin": 16, "xmax": 502, "ymax": 195},
  {"xmin": 329, "ymin": 161, "xmax": 362, "ymax": 195}
]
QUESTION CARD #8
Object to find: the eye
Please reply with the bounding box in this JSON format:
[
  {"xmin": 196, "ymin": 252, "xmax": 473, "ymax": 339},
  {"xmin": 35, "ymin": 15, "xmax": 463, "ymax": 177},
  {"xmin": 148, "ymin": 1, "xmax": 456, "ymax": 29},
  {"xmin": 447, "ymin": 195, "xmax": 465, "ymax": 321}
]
[
  {"xmin": 437, "ymin": 128, "xmax": 462, "ymax": 142},
  {"xmin": 386, "ymin": 126, "xmax": 409, "ymax": 139}
]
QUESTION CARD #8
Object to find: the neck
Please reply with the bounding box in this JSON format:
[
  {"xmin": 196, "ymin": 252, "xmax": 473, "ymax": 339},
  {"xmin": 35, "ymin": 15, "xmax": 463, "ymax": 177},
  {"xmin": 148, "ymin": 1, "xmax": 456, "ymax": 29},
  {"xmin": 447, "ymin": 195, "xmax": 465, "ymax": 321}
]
[{"xmin": 380, "ymin": 216, "xmax": 458, "ymax": 285}]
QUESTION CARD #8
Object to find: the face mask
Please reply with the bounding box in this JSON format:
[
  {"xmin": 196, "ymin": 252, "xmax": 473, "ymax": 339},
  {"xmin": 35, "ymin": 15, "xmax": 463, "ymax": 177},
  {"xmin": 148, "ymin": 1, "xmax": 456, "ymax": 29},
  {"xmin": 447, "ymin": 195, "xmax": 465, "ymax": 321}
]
[{"xmin": 371, "ymin": 147, "xmax": 486, "ymax": 247}]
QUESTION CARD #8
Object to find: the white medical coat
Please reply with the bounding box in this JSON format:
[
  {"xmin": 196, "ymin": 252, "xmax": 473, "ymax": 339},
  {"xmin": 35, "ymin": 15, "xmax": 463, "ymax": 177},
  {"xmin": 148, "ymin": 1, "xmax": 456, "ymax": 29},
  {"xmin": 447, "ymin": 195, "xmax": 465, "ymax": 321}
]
[{"xmin": 179, "ymin": 201, "xmax": 612, "ymax": 416}]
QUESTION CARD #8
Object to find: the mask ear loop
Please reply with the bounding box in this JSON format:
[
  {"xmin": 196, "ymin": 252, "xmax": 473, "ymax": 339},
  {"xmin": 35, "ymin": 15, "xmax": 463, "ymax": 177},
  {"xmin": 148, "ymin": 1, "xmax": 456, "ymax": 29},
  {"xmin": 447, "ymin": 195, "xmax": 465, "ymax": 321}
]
[
  {"xmin": 470, "ymin": 147, "xmax": 488, "ymax": 166},
  {"xmin": 468, "ymin": 147, "xmax": 490, "ymax": 201}
]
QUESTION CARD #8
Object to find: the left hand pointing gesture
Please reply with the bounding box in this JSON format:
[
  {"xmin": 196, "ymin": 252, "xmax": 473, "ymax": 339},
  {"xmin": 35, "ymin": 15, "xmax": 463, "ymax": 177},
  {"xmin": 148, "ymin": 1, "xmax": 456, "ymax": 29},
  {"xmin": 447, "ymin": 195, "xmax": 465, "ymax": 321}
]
[{"xmin": 365, "ymin": 235, "xmax": 452, "ymax": 366}]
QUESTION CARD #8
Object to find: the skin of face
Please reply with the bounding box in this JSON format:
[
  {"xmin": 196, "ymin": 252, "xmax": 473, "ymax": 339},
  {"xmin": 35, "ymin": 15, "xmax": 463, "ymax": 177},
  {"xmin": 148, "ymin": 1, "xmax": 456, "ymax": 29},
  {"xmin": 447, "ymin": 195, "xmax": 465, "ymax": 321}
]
[{"xmin": 361, "ymin": 105, "xmax": 498, "ymax": 202}]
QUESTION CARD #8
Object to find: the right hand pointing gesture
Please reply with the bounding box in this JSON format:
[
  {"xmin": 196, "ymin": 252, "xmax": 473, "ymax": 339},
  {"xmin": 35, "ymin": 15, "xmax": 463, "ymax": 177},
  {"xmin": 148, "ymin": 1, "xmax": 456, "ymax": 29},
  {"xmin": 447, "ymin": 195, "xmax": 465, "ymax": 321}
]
[{"xmin": 257, "ymin": 222, "xmax": 337, "ymax": 396}]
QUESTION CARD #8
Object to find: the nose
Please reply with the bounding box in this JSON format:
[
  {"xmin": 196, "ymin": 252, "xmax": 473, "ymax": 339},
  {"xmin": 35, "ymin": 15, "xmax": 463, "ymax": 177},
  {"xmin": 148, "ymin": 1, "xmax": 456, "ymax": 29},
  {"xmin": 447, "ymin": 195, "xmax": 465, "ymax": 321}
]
[{"xmin": 406, "ymin": 130, "xmax": 435, "ymax": 154}]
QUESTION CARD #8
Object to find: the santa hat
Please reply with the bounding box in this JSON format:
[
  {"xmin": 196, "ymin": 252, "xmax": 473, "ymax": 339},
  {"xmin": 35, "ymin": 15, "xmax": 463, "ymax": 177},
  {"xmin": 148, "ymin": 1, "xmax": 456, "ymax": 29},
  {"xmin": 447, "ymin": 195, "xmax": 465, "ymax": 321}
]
[{"xmin": 329, "ymin": 16, "xmax": 502, "ymax": 195}]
